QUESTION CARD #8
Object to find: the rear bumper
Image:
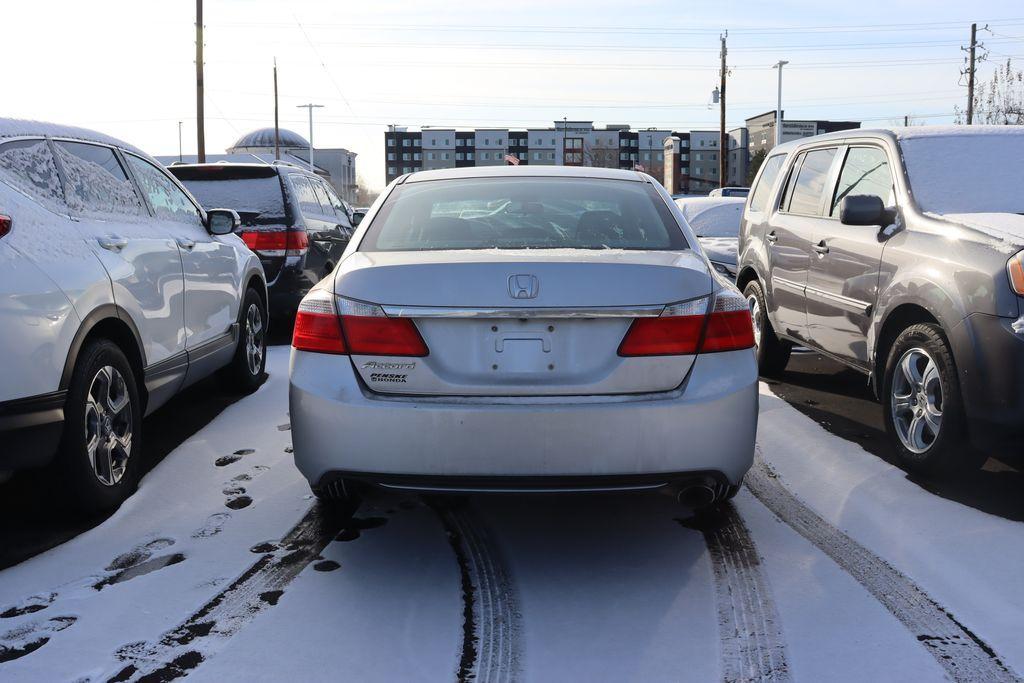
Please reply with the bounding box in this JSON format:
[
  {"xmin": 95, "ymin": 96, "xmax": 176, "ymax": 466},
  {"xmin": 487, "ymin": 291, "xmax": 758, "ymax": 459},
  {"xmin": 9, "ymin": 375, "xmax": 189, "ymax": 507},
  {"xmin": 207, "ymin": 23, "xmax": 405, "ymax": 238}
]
[
  {"xmin": 0, "ymin": 392, "xmax": 66, "ymax": 471},
  {"xmin": 289, "ymin": 349, "xmax": 759, "ymax": 488},
  {"xmin": 949, "ymin": 312, "xmax": 1024, "ymax": 456}
]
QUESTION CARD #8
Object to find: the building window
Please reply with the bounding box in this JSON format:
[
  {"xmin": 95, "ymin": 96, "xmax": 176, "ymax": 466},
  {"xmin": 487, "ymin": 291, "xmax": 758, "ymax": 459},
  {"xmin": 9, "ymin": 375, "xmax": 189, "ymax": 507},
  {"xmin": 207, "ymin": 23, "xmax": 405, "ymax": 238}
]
[
  {"xmin": 497, "ymin": 138, "xmax": 503, "ymax": 145},
  {"xmin": 620, "ymin": 152, "xmax": 628, "ymax": 161},
  {"xmin": 413, "ymin": 139, "xmax": 421, "ymax": 147},
  {"xmin": 467, "ymin": 152, "xmax": 474, "ymax": 160},
  {"xmin": 427, "ymin": 152, "xmax": 435, "ymax": 160},
  {"xmin": 681, "ymin": 166, "xmax": 688, "ymax": 174},
  {"xmin": 387, "ymin": 139, "xmax": 395, "ymax": 147},
  {"xmin": 402, "ymin": 139, "xmax": 410, "ymax": 147},
  {"xmin": 534, "ymin": 152, "xmax": 541, "ymax": 160},
  {"xmin": 444, "ymin": 139, "xmax": 450, "ymax": 145},
  {"xmin": 548, "ymin": 152, "xmax": 555, "ymax": 160},
  {"xmin": 643, "ymin": 152, "xmax": 650, "ymax": 161},
  {"xmin": 387, "ymin": 153, "xmax": 395, "ymax": 160},
  {"xmin": 481, "ymin": 152, "xmax": 490, "ymax": 160},
  {"xmin": 413, "ymin": 153, "xmax": 421, "ymax": 160},
  {"xmin": 387, "ymin": 166, "xmax": 397, "ymax": 175},
  {"xmin": 711, "ymin": 153, "xmax": 717, "ymax": 161},
  {"xmin": 551, "ymin": 139, "xmax": 556, "ymax": 145},
  {"xmin": 696, "ymin": 153, "xmax": 703, "ymax": 161},
  {"xmin": 441, "ymin": 152, "xmax": 450, "ymax": 160}
]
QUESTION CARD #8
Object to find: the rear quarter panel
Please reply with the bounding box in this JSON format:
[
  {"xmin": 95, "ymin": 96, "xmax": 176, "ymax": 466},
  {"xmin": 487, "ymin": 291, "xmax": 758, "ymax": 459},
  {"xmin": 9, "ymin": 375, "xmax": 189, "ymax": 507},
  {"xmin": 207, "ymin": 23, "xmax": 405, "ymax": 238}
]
[{"xmin": 0, "ymin": 187, "xmax": 101, "ymax": 400}]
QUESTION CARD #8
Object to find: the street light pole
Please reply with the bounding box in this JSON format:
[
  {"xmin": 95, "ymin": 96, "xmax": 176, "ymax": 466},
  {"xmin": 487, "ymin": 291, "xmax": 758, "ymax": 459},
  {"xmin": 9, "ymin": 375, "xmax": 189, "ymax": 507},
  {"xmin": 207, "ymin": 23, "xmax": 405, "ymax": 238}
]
[
  {"xmin": 296, "ymin": 103, "xmax": 324, "ymax": 171},
  {"xmin": 177, "ymin": 121, "xmax": 183, "ymax": 163},
  {"xmin": 773, "ymin": 60, "xmax": 789, "ymax": 147}
]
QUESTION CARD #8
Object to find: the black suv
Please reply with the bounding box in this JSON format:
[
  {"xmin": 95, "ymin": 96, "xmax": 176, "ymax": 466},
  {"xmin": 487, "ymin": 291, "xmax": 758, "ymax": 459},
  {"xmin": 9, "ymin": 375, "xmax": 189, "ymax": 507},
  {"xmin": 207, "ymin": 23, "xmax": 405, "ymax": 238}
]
[
  {"xmin": 738, "ymin": 126, "xmax": 1024, "ymax": 472},
  {"xmin": 169, "ymin": 162, "xmax": 353, "ymax": 319}
]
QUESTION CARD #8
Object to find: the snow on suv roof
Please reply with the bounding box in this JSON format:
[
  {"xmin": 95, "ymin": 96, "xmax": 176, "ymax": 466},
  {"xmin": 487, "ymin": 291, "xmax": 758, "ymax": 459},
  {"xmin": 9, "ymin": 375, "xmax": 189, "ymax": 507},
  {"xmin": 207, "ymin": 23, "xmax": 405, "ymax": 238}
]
[
  {"xmin": 403, "ymin": 165, "xmax": 647, "ymax": 183},
  {"xmin": 0, "ymin": 118, "xmax": 146, "ymax": 157},
  {"xmin": 891, "ymin": 124, "xmax": 1024, "ymax": 141}
]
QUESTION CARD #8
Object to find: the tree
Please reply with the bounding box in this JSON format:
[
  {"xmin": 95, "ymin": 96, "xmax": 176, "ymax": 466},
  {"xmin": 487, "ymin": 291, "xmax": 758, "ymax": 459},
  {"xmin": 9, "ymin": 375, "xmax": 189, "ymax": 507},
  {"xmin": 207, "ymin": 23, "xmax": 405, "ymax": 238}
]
[
  {"xmin": 746, "ymin": 148, "xmax": 767, "ymax": 186},
  {"xmin": 955, "ymin": 59, "xmax": 1024, "ymax": 125},
  {"xmin": 354, "ymin": 181, "xmax": 379, "ymax": 207}
]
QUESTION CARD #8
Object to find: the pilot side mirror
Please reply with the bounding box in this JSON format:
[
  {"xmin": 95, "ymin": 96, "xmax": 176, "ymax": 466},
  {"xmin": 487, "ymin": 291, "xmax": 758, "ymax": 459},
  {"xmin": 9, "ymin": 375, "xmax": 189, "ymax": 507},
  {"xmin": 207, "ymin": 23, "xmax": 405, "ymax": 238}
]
[
  {"xmin": 839, "ymin": 195, "xmax": 896, "ymax": 227},
  {"xmin": 206, "ymin": 208, "xmax": 240, "ymax": 235}
]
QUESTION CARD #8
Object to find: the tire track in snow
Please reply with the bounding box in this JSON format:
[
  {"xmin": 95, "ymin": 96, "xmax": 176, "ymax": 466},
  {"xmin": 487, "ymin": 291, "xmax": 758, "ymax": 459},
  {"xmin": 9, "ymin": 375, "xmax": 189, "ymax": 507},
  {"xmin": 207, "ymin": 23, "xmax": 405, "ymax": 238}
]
[
  {"xmin": 746, "ymin": 453, "xmax": 1020, "ymax": 683},
  {"xmin": 682, "ymin": 504, "xmax": 791, "ymax": 683},
  {"xmin": 435, "ymin": 504, "xmax": 520, "ymax": 683},
  {"xmin": 105, "ymin": 503, "xmax": 347, "ymax": 682}
]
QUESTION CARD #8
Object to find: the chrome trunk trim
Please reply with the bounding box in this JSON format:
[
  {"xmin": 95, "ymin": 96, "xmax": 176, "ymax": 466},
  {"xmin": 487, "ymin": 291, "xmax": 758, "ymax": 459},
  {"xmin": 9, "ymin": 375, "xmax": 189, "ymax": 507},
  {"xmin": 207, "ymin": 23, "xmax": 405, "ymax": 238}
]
[{"xmin": 381, "ymin": 305, "xmax": 665, "ymax": 319}]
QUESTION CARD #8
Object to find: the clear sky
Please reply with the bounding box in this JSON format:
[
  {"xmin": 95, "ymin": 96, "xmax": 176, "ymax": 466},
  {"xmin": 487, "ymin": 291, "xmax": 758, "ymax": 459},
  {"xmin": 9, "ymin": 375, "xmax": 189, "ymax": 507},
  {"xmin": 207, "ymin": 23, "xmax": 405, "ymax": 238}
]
[{"xmin": 4, "ymin": 1, "xmax": 1023, "ymax": 189}]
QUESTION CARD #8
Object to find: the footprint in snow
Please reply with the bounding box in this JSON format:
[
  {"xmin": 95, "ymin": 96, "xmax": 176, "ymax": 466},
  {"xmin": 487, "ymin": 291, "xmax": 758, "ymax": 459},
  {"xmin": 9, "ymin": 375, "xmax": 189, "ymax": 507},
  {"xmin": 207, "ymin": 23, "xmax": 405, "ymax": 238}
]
[
  {"xmin": 95, "ymin": 539, "xmax": 185, "ymax": 591},
  {"xmin": 192, "ymin": 512, "xmax": 231, "ymax": 539},
  {"xmin": 0, "ymin": 615, "xmax": 77, "ymax": 663},
  {"xmin": 225, "ymin": 495, "xmax": 252, "ymax": 510},
  {"xmin": 0, "ymin": 593, "xmax": 57, "ymax": 619}
]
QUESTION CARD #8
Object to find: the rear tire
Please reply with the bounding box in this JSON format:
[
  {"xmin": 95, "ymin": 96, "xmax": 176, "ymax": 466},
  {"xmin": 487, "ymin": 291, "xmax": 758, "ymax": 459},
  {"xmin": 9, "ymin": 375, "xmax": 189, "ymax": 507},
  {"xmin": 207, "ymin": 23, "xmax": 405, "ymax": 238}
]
[
  {"xmin": 881, "ymin": 323, "xmax": 980, "ymax": 473},
  {"xmin": 55, "ymin": 340, "xmax": 143, "ymax": 512},
  {"xmin": 743, "ymin": 280, "xmax": 792, "ymax": 377},
  {"xmin": 224, "ymin": 288, "xmax": 267, "ymax": 394}
]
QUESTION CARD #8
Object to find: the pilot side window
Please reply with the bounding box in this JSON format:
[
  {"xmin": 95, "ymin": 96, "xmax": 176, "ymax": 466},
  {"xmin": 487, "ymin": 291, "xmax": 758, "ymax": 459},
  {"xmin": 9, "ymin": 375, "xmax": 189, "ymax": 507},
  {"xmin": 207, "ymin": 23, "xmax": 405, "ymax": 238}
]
[
  {"xmin": 747, "ymin": 154, "xmax": 786, "ymax": 213},
  {"xmin": 830, "ymin": 147, "xmax": 895, "ymax": 217},
  {"xmin": 781, "ymin": 147, "xmax": 837, "ymax": 216}
]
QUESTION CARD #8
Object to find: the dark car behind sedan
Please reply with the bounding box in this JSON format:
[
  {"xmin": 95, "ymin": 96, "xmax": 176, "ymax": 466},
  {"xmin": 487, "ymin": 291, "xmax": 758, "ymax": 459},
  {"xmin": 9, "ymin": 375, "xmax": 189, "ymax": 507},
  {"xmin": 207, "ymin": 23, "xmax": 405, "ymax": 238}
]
[{"xmin": 169, "ymin": 162, "xmax": 353, "ymax": 321}]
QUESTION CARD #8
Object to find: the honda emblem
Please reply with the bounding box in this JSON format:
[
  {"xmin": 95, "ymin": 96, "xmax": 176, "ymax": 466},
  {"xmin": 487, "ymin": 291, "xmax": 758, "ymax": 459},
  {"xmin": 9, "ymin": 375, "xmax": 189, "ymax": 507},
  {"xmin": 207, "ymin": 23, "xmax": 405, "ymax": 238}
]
[{"xmin": 508, "ymin": 274, "xmax": 539, "ymax": 299}]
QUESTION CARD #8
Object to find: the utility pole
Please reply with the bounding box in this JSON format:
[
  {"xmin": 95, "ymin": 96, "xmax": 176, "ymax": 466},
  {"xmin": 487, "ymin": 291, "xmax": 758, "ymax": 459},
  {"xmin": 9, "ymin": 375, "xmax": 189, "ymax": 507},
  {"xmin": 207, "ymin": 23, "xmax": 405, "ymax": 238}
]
[
  {"xmin": 195, "ymin": 0, "xmax": 205, "ymax": 163},
  {"xmin": 718, "ymin": 31, "xmax": 728, "ymax": 188},
  {"xmin": 296, "ymin": 103, "xmax": 323, "ymax": 171},
  {"xmin": 273, "ymin": 58, "xmax": 280, "ymax": 161},
  {"xmin": 904, "ymin": 115, "xmax": 909, "ymax": 127},
  {"xmin": 773, "ymin": 60, "xmax": 788, "ymax": 147},
  {"xmin": 177, "ymin": 121, "xmax": 183, "ymax": 163},
  {"xmin": 966, "ymin": 22, "xmax": 978, "ymax": 125},
  {"xmin": 562, "ymin": 116, "xmax": 567, "ymax": 166}
]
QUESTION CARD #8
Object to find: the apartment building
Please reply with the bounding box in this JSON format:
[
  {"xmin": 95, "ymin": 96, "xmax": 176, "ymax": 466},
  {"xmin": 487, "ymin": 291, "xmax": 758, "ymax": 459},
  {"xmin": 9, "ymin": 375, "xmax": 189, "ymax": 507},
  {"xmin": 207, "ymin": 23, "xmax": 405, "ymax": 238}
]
[{"xmin": 385, "ymin": 122, "xmax": 688, "ymax": 186}]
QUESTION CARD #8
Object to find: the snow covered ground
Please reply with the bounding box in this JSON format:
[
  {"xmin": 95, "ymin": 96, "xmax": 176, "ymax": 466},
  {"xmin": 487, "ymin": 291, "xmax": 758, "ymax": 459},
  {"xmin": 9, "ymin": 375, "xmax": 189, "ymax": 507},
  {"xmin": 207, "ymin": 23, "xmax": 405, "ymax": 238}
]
[{"xmin": 1, "ymin": 347, "xmax": 1021, "ymax": 682}]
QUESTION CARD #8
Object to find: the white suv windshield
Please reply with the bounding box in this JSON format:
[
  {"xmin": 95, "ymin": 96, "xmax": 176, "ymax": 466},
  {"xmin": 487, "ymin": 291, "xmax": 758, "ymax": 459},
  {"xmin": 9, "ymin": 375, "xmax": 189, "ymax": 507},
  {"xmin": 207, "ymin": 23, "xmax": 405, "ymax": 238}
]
[
  {"xmin": 360, "ymin": 177, "xmax": 688, "ymax": 251},
  {"xmin": 899, "ymin": 131, "xmax": 1024, "ymax": 215}
]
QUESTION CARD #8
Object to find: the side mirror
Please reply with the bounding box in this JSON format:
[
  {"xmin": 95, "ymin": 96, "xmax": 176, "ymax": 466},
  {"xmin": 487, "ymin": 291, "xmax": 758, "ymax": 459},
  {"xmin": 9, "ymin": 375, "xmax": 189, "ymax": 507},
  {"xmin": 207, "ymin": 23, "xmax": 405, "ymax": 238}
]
[
  {"xmin": 206, "ymin": 208, "xmax": 240, "ymax": 235},
  {"xmin": 839, "ymin": 195, "xmax": 895, "ymax": 227},
  {"xmin": 351, "ymin": 211, "xmax": 365, "ymax": 227}
]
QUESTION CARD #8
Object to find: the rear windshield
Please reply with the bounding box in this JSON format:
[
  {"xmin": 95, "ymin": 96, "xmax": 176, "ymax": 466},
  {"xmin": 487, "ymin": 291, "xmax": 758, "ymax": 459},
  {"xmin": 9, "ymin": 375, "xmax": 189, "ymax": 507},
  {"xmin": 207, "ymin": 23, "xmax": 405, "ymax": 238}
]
[
  {"xmin": 175, "ymin": 173, "xmax": 287, "ymax": 225},
  {"xmin": 682, "ymin": 203, "xmax": 743, "ymax": 238},
  {"xmin": 360, "ymin": 177, "xmax": 688, "ymax": 251}
]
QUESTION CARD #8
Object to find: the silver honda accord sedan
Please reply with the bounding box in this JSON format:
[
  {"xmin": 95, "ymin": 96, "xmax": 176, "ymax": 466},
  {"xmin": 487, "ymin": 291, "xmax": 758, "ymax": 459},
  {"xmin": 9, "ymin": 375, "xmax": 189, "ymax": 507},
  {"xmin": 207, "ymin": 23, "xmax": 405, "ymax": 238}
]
[{"xmin": 288, "ymin": 166, "xmax": 758, "ymax": 508}]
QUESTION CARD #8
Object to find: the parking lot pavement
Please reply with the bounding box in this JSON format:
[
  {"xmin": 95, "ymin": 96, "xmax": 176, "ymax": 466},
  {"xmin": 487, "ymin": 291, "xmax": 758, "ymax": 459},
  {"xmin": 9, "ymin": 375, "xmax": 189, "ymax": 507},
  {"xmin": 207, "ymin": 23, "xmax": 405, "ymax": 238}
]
[
  {"xmin": 765, "ymin": 351, "xmax": 1024, "ymax": 522},
  {"xmin": 2, "ymin": 347, "xmax": 1022, "ymax": 682}
]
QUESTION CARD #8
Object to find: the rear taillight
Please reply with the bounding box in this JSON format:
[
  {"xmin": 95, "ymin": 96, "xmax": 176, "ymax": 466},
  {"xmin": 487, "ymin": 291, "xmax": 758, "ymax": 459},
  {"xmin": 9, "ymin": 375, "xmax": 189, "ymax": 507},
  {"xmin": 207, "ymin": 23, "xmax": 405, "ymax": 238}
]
[
  {"xmin": 292, "ymin": 293, "xmax": 428, "ymax": 357},
  {"xmin": 700, "ymin": 289, "xmax": 756, "ymax": 352},
  {"xmin": 618, "ymin": 289, "xmax": 754, "ymax": 357},
  {"xmin": 618, "ymin": 298, "xmax": 707, "ymax": 356},
  {"xmin": 240, "ymin": 228, "xmax": 308, "ymax": 257},
  {"xmin": 0, "ymin": 215, "xmax": 11, "ymax": 239},
  {"xmin": 292, "ymin": 290, "xmax": 346, "ymax": 354}
]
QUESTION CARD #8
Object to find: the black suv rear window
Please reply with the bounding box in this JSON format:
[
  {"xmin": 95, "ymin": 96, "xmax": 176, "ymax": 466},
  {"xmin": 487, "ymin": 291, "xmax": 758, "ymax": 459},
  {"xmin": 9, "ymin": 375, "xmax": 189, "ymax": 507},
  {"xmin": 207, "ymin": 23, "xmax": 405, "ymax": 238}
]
[{"xmin": 171, "ymin": 166, "xmax": 287, "ymax": 226}]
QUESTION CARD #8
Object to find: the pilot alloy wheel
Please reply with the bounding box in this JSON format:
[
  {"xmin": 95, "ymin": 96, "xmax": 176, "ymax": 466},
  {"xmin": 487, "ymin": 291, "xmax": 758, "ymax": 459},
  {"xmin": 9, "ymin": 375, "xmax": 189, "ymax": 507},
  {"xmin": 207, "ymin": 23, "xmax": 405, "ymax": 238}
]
[{"xmin": 881, "ymin": 323, "xmax": 976, "ymax": 473}]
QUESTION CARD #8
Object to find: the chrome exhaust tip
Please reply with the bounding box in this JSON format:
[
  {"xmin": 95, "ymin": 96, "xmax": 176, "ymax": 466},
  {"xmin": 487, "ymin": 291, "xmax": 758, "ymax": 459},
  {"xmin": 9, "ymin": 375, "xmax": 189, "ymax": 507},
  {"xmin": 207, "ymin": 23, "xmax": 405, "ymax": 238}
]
[{"xmin": 677, "ymin": 479, "xmax": 718, "ymax": 508}]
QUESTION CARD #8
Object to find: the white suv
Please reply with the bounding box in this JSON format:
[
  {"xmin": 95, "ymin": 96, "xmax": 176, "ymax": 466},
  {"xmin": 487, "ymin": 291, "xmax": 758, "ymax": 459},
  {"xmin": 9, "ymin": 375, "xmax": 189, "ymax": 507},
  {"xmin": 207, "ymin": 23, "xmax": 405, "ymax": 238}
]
[{"xmin": 0, "ymin": 120, "xmax": 267, "ymax": 511}]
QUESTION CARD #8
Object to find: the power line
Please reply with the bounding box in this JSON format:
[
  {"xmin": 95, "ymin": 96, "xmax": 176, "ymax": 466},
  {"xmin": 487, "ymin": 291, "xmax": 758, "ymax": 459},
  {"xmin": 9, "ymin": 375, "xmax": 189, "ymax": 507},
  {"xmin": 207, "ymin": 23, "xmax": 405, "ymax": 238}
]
[{"xmin": 212, "ymin": 17, "xmax": 1024, "ymax": 36}]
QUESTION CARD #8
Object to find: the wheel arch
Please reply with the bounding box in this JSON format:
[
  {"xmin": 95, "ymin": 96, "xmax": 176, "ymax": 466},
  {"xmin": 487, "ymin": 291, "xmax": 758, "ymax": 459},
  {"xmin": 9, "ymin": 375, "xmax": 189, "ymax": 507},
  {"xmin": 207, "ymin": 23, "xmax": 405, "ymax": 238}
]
[
  {"xmin": 736, "ymin": 266, "xmax": 760, "ymax": 295},
  {"xmin": 871, "ymin": 303, "xmax": 941, "ymax": 397},
  {"xmin": 60, "ymin": 305, "xmax": 147, "ymax": 405}
]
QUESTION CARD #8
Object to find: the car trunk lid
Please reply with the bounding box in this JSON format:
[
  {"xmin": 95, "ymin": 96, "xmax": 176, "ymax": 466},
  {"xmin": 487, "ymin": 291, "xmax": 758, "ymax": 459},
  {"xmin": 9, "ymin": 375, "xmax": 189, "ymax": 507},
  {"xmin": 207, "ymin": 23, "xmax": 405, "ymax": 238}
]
[{"xmin": 334, "ymin": 249, "xmax": 713, "ymax": 396}]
